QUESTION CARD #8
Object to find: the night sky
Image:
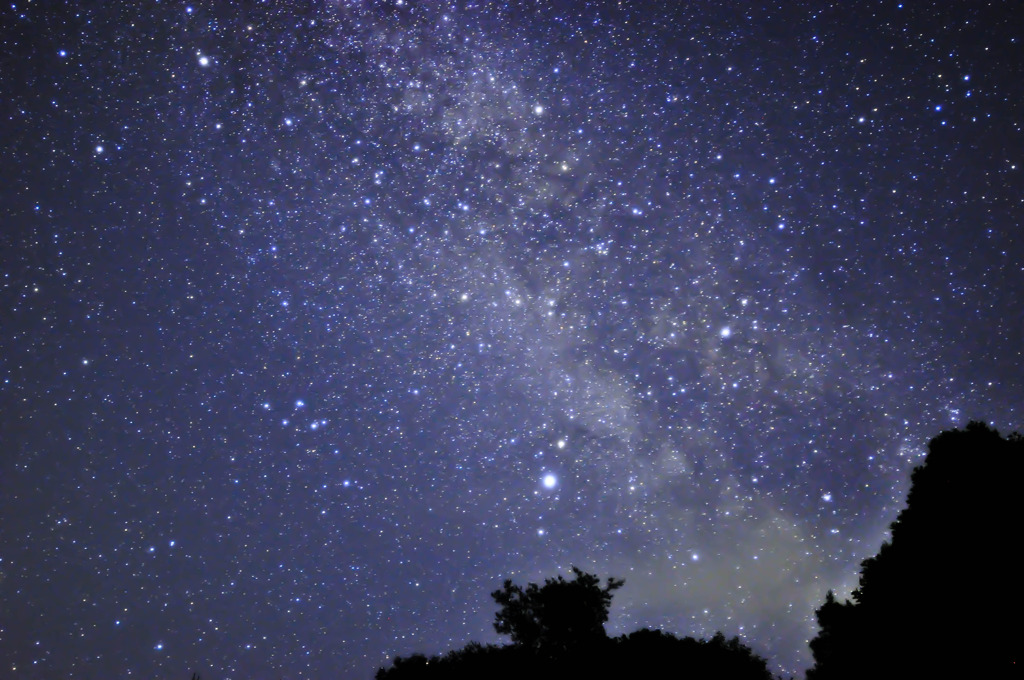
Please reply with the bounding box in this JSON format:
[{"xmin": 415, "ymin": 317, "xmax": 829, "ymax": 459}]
[{"xmin": 1, "ymin": 1, "xmax": 1022, "ymax": 678}]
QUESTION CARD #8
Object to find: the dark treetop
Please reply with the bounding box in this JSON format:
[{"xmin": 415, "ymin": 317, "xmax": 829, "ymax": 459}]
[
  {"xmin": 808, "ymin": 422, "xmax": 1022, "ymax": 680},
  {"xmin": 377, "ymin": 568, "xmax": 773, "ymax": 680}
]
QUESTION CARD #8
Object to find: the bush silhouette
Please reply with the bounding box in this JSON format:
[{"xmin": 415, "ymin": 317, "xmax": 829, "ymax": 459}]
[
  {"xmin": 615, "ymin": 629, "xmax": 773, "ymax": 679},
  {"xmin": 808, "ymin": 421, "xmax": 1022, "ymax": 680},
  {"xmin": 377, "ymin": 567, "xmax": 773, "ymax": 680}
]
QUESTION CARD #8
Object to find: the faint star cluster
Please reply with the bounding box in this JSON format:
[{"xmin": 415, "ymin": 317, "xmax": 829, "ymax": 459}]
[{"xmin": 1, "ymin": 2, "xmax": 1022, "ymax": 679}]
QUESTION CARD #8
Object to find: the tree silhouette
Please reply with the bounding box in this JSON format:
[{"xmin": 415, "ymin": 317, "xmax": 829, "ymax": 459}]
[
  {"xmin": 377, "ymin": 567, "xmax": 774, "ymax": 680},
  {"xmin": 808, "ymin": 421, "xmax": 1022, "ymax": 680},
  {"xmin": 615, "ymin": 629, "xmax": 773, "ymax": 679},
  {"xmin": 491, "ymin": 566, "xmax": 624, "ymax": 654}
]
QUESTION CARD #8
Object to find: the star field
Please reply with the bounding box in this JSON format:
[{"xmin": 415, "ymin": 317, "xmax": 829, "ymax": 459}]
[{"xmin": 1, "ymin": 2, "xmax": 1023, "ymax": 678}]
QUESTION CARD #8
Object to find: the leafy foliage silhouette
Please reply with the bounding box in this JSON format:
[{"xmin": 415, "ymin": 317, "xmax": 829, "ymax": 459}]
[
  {"xmin": 491, "ymin": 566, "xmax": 623, "ymax": 654},
  {"xmin": 376, "ymin": 567, "xmax": 774, "ymax": 680},
  {"xmin": 808, "ymin": 421, "xmax": 1022, "ymax": 680}
]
